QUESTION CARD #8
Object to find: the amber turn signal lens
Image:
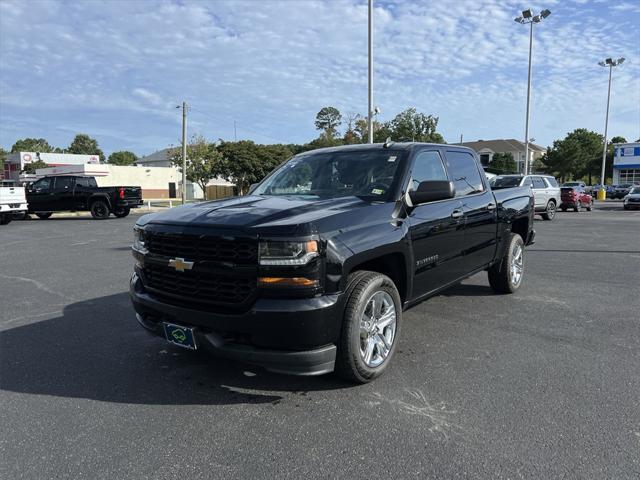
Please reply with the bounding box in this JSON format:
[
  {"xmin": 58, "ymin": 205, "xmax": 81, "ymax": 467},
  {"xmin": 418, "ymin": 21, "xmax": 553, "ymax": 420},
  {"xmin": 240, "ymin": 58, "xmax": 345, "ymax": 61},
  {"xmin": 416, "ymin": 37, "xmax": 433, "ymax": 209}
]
[{"xmin": 258, "ymin": 277, "xmax": 319, "ymax": 287}]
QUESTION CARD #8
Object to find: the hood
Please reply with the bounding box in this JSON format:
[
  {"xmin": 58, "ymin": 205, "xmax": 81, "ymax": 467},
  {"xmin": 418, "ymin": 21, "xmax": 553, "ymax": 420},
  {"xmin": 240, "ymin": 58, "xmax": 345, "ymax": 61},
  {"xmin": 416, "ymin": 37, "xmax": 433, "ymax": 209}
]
[{"xmin": 137, "ymin": 195, "xmax": 385, "ymax": 236}]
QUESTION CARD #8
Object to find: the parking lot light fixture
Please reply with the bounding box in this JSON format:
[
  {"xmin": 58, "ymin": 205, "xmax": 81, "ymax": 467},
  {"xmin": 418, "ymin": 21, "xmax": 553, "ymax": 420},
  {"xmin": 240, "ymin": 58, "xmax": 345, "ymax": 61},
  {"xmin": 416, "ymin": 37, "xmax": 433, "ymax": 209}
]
[
  {"xmin": 597, "ymin": 57, "xmax": 625, "ymax": 200},
  {"xmin": 514, "ymin": 7, "xmax": 551, "ymax": 175}
]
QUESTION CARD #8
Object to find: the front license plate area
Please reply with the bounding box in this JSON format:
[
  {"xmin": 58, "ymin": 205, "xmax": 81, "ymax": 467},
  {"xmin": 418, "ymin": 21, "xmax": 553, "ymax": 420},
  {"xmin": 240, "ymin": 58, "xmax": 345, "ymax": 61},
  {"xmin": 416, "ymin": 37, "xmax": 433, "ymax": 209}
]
[{"xmin": 163, "ymin": 323, "xmax": 197, "ymax": 350}]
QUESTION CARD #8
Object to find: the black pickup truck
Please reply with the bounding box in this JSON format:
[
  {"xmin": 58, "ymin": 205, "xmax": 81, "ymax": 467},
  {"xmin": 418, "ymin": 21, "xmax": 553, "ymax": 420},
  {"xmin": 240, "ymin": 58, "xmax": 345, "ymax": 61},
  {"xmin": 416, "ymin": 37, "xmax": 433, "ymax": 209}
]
[
  {"xmin": 130, "ymin": 143, "xmax": 534, "ymax": 383},
  {"xmin": 26, "ymin": 175, "xmax": 143, "ymax": 219}
]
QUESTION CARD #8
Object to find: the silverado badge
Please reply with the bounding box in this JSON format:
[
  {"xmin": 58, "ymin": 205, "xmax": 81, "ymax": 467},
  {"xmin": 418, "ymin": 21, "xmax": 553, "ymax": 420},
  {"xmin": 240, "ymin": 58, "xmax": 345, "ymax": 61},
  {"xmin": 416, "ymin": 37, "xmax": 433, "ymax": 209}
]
[{"xmin": 168, "ymin": 257, "xmax": 194, "ymax": 272}]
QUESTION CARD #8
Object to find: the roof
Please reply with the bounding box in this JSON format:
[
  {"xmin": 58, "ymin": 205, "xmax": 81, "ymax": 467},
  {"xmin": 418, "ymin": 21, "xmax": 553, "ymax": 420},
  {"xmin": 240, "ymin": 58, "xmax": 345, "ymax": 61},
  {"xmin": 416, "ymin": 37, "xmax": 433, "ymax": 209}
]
[
  {"xmin": 461, "ymin": 139, "xmax": 546, "ymax": 153},
  {"xmin": 135, "ymin": 148, "xmax": 174, "ymax": 164},
  {"xmin": 298, "ymin": 142, "xmax": 472, "ymax": 155}
]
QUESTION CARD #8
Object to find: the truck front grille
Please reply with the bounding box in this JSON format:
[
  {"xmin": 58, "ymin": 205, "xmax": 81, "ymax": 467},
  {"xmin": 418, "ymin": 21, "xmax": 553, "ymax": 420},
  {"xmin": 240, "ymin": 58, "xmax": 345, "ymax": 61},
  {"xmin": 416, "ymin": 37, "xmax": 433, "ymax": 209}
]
[
  {"xmin": 142, "ymin": 231, "xmax": 258, "ymax": 305},
  {"xmin": 145, "ymin": 232, "xmax": 258, "ymax": 264}
]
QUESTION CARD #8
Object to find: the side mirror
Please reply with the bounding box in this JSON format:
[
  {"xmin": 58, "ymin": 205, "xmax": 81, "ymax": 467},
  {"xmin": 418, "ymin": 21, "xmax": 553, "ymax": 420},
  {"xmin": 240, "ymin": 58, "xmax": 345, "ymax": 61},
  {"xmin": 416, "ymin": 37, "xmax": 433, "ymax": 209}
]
[
  {"xmin": 247, "ymin": 183, "xmax": 259, "ymax": 194},
  {"xmin": 409, "ymin": 180, "xmax": 455, "ymax": 205}
]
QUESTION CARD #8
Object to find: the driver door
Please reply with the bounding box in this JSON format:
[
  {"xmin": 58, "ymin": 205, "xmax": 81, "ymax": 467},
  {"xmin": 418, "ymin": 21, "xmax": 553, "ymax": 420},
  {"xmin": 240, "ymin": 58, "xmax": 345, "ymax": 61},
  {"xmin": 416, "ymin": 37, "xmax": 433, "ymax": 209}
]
[{"xmin": 27, "ymin": 177, "xmax": 54, "ymax": 212}]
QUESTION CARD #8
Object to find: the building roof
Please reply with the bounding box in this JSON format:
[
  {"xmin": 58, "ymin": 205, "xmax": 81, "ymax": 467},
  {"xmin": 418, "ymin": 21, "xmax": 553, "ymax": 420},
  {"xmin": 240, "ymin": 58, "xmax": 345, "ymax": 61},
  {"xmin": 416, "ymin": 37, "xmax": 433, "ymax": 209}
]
[
  {"xmin": 135, "ymin": 148, "xmax": 173, "ymax": 164},
  {"xmin": 461, "ymin": 139, "xmax": 546, "ymax": 153}
]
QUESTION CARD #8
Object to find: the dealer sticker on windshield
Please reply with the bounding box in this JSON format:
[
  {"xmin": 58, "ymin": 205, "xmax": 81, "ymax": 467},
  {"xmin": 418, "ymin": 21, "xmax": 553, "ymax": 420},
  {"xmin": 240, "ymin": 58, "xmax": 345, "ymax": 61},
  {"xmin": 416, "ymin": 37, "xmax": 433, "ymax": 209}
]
[
  {"xmin": 371, "ymin": 188, "xmax": 385, "ymax": 195},
  {"xmin": 388, "ymin": 156, "xmax": 397, "ymax": 162}
]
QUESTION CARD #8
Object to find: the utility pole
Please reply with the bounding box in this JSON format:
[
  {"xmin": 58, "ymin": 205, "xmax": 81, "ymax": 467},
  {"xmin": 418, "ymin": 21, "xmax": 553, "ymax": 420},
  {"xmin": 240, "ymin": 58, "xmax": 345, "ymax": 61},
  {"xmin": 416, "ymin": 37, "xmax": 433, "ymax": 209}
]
[
  {"xmin": 367, "ymin": 0, "xmax": 374, "ymax": 144},
  {"xmin": 459, "ymin": 134, "xmax": 463, "ymax": 145},
  {"xmin": 597, "ymin": 57, "xmax": 624, "ymax": 200},
  {"xmin": 234, "ymin": 120, "xmax": 237, "ymax": 142},
  {"xmin": 180, "ymin": 101, "xmax": 187, "ymax": 203}
]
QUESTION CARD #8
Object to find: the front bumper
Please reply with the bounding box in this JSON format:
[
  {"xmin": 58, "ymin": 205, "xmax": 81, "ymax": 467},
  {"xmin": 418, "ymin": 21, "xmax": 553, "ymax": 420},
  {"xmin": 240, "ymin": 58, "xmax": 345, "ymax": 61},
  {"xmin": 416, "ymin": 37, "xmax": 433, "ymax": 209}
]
[
  {"xmin": 129, "ymin": 273, "xmax": 341, "ymax": 375},
  {"xmin": 0, "ymin": 203, "xmax": 28, "ymax": 213}
]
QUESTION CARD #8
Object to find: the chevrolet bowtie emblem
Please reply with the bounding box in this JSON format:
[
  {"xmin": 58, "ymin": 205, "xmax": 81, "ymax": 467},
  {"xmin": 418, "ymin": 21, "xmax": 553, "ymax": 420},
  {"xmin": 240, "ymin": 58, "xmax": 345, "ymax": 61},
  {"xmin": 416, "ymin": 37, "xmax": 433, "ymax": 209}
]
[{"xmin": 168, "ymin": 257, "xmax": 194, "ymax": 272}]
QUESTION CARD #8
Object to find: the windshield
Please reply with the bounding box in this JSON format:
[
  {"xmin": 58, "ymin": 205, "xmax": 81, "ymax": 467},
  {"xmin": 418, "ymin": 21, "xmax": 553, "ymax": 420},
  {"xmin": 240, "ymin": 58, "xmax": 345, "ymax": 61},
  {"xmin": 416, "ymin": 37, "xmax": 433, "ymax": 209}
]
[
  {"xmin": 253, "ymin": 150, "xmax": 405, "ymax": 201},
  {"xmin": 563, "ymin": 182, "xmax": 581, "ymax": 187},
  {"xmin": 490, "ymin": 176, "xmax": 522, "ymax": 188}
]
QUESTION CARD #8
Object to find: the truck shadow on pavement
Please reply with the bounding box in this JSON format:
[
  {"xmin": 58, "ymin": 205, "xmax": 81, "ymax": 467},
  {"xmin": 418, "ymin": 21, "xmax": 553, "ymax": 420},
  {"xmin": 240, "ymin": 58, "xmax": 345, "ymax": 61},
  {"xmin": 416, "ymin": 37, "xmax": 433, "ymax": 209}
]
[{"xmin": 0, "ymin": 293, "xmax": 348, "ymax": 405}]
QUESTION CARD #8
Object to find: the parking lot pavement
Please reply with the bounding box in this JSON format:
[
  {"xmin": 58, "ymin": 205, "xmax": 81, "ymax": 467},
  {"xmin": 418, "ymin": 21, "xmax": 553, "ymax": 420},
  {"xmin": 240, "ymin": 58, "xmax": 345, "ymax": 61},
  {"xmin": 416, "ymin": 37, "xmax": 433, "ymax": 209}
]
[{"xmin": 1, "ymin": 204, "xmax": 639, "ymax": 480}]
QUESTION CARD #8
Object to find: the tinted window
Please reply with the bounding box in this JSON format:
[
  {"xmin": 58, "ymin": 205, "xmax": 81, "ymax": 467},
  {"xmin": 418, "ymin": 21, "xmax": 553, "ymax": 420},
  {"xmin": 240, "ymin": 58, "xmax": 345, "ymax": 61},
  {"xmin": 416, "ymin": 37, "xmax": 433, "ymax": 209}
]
[
  {"xmin": 532, "ymin": 177, "xmax": 546, "ymax": 189},
  {"xmin": 521, "ymin": 177, "xmax": 533, "ymax": 187},
  {"xmin": 445, "ymin": 151, "xmax": 484, "ymax": 196},
  {"xmin": 33, "ymin": 178, "xmax": 52, "ymax": 190},
  {"xmin": 75, "ymin": 177, "xmax": 96, "ymax": 188},
  {"xmin": 54, "ymin": 177, "xmax": 74, "ymax": 189},
  {"xmin": 410, "ymin": 151, "xmax": 448, "ymax": 190},
  {"xmin": 491, "ymin": 176, "xmax": 523, "ymax": 188},
  {"xmin": 546, "ymin": 177, "xmax": 559, "ymax": 187}
]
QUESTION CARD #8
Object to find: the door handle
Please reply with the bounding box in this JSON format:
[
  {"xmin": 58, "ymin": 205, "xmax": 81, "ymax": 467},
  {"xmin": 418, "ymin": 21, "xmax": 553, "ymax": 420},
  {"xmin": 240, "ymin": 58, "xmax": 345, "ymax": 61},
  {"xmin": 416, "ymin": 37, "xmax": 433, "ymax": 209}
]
[
  {"xmin": 487, "ymin": 203, "xmax": 496, "ymax": 211},
  {"xmin": 451, "ymin": 209, "xmax": 464, "ymax": 219}
]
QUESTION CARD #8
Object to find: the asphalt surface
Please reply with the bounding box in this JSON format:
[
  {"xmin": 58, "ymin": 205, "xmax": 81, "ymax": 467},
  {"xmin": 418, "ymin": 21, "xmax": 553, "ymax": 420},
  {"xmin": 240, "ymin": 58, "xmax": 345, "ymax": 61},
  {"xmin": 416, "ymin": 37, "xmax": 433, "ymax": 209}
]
[{"xmin": 1, "ymin": 204, "xmax": 639, "ymax": 479}]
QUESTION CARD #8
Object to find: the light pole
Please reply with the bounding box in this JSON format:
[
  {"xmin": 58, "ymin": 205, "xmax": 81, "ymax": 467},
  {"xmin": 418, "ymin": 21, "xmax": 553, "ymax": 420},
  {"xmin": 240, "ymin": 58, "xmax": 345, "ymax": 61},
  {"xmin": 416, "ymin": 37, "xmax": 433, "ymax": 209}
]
[
  {"xmin": 368, "ymin": 0, "xmax": 374, "ymax": 144},
  {"xmin": 514, "ymin": 8, "xmax": 551, "ymax": 175},
  {"xmin": 597, "ymin": 57, "xmax": 625, "ymax": 200},
  {"xmin": 176, "ymin": 102, "xmax": 187, "ymax": 203}
]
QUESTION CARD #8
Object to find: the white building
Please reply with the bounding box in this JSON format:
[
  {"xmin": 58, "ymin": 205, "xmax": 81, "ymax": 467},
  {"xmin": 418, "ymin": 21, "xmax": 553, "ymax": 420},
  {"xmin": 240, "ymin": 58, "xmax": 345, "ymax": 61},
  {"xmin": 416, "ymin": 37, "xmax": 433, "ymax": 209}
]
[
  {"xmin": 613, "ymin": 142, "xmax": 640, "ymax": 185},
  {"xmin": 2, "ymin": 151, "xmax": 100, "ymax": 182}
]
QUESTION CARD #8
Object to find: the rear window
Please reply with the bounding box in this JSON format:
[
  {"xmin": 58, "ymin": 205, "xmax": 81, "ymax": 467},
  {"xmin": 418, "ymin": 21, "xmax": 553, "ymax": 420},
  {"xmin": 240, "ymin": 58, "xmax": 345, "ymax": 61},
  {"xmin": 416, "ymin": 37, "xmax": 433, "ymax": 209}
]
[
  {"xmin": 491, "ymin": 176, "xmax": 522, "ymax": 189},
  {"xmin": 545, "ymin": 177, "xmax": 559, "ymax": 187}
]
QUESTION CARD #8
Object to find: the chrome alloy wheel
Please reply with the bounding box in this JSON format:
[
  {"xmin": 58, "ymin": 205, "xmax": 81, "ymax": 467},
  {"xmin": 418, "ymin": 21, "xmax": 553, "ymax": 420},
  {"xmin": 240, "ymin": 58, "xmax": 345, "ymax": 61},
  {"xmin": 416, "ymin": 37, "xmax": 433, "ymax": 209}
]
[
  {"xmin": 510, "ymin": 243, "xmax": 524, "ymax": 287},
  {"xmin": 359, "ymin": 290, "xmax": 397, "ymax": 368},
  {"xmin": 547, "ymin": 202, "xmax": 556, "ymax": 219}
]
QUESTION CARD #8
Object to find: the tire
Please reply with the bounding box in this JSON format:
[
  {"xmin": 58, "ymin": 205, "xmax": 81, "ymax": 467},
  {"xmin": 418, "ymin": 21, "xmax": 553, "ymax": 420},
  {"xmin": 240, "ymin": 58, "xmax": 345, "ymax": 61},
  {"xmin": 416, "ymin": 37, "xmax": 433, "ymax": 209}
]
[
  {"xmin": 541, "ymin": 200, "xmax": 556, "ymax": 221},
  {"xmin": 35, "ymin": 212, "xmax": 52, "ymax": 219},
  {"xmin": 113, "ymin": 206, "xmax": 131, "ymax": 218},
  {"xmin": 586, "ymin": 199, "xmax": 593, "ymax": 212},
  {"xmin": 0, "ymin": 213, "xmax": 12, "ymax": 225},
  {"xmin": 90, "ymin": 200, "xmax": 110, "ymax": 219},
  {"xmin": 488, "ymin": 233, "xmax": 525, "ymax": 294},
  {"xmin": 335, "ymin": 271, "xmax": 402, "ymax": 384},
  {"xmin": 624, "ymin": 205, "xmax": 630, "ymax": 210},
  {"xmin": 574, "ymin": 201, "xmax": 581, "ymax": 213},
  {"xmin": 561, "ymin": 207, "xmax": 567, "ymax": 212}
]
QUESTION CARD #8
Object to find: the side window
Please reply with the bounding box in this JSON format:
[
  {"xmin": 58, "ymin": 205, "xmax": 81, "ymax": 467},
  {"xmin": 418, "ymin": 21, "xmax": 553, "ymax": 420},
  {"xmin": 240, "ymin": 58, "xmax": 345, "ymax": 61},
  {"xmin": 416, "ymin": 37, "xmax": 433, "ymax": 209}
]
[
  {"xmin": 75, "ymin": 177, "xmax": 94, "ymax": 188},
  {"xmin": 54, "ymin": 177, "xmax": 74, "ymax": 189},
  {"xmin": 444, "ymin": 151, "xmax": 484, "ymax": 196},
  {"xmin": 33, "ymin": 178, "xmax": 52, "ymax": 190},
  {"xmin": 532, "ymin": 177, "xmax": 546, "ymax": 189},
  {"xmin": 410, "ymin": 151, "xmax": 448, "ymax": 190},
  {"xmin": 522, "ymin": 177, "xmax": 533, "ymax": 187}
]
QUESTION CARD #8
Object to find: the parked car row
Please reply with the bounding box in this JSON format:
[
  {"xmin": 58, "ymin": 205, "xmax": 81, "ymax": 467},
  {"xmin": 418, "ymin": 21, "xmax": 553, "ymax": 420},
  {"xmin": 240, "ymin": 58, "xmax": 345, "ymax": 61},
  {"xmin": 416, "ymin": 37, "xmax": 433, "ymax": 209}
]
[
  {"xmin": 623, "ymin": 186, "xmax": 640, "ymax": 210},
  {"xmin": 490, "ymin": 174, "xmax": 560, "ymax": 220},
  {"xmin": 0, "ymin": 175, "xmax": 143, "ymax": 225}
]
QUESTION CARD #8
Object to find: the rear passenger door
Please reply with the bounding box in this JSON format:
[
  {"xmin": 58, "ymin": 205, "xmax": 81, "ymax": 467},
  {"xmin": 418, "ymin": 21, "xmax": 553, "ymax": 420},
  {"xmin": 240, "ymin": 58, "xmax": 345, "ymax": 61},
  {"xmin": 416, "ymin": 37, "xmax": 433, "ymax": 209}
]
[
  {"xmin": 531, "ymin": 176, "xmax": 548, "ymax": 210},
  {"xmin": 443, "ymin": 149, "xmax": 498, "ymax": 273},
  {"xmin": 73, "ymin": 176, "xmax": 96, "ymax": 209},
  {"xmin": 52, "ymin": 176, "xmax": 76, "ymax": 211}
]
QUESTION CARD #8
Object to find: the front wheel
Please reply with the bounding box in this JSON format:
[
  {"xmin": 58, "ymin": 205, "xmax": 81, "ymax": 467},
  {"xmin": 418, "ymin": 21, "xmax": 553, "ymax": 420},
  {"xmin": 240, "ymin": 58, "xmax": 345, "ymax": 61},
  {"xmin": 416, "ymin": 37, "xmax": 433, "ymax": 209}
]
[
  {"xmin": 541, "ymin": 201, "xmax": 556, "ymax": 221},
  {"xmin": 90, "ymin": 200, "xmax": 110, "ymax": 219},
  {"xmin": 574, "ymin": 201, "xmax": 581, "ymax": 213},
  {"xmin": 113, "ymin": 206, "xmax": 131, "ymax": 218},
  {"xmin": 586, "ymin": 199, "xmax": 593, "ymax": 211},
  {"xmin": 488, "ymin": 233, "xmax": 525, "ymax": 294},
  {"xmin": 35, "ymin": 212, "xmax": 52, "ymax": 219},
  {"xmin": 0, "ymin": 213, "xmax": 12, "ymax": 225},
  {"xmin": 335, "ymin": 271, "xmax": 402, "ymax": 384}
]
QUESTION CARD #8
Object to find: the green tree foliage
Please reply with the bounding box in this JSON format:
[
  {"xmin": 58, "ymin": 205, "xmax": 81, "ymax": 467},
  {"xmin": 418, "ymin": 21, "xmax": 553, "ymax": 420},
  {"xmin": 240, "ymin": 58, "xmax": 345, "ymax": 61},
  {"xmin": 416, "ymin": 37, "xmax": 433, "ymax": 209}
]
[
  {"xmin": 217, "ymin": 140, "xmax": 292, "ymax": 195},
  {"xmin": 0, "ymin": 147, "xmax": 6, "ymax": 171},
  {"xmin": 314, "ymin": 107, "xmax": 342, "ymax": 139},
  {"xmin": 11, "ymin": 138, "xmax": 54, "ymax": 153},
  {"xmin": 490, "ymin": 152, "xmax": 517, "ymax": 173},
  {"xmin": 542, "ymin": 129, "xmax": 603, "ymax": 183},
  {"xmin": 169, "ymin": 135, "xmax": 225, "ymax": 198},
  {"xmin": 386, "ymin": 108, "xmax": 445, "ymax": 143},
  {"xmin": 108, "ymin": 151, "xmax": 138, "ymax": 166},
  {"xmin": 21, "ymin": 159, "xmax": 48, "ymax": 174},
  {"xmin": 68, "ymin": 134, "xmax": 105, "ymax": 162}
]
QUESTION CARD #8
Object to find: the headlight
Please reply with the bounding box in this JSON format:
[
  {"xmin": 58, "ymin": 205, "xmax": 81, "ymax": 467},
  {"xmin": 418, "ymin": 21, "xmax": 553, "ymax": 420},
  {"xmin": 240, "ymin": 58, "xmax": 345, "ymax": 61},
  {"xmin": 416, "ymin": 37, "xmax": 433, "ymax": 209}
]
[
  {"xmin": 259, "ymin": 240, "xmax": 318, "ymax": 266},
  {"xmin": 132, "ymin": 227, "xmax": 147, "ymax": 254}
]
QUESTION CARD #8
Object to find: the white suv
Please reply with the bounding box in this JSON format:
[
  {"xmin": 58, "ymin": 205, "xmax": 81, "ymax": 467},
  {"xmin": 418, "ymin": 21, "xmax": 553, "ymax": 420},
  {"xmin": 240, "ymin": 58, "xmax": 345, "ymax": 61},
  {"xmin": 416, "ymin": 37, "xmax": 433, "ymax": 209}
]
[{"xmin": 490, "ymin": 174, "xmax": 561, "ymax": 220}]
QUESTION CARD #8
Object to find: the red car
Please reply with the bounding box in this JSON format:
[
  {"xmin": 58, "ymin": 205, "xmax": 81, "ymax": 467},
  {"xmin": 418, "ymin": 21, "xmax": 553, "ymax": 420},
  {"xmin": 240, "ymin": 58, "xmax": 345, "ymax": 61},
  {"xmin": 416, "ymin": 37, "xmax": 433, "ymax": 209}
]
[{"xmin": 560, "ymin": 187, "xmax": 593, "ymax": 212}]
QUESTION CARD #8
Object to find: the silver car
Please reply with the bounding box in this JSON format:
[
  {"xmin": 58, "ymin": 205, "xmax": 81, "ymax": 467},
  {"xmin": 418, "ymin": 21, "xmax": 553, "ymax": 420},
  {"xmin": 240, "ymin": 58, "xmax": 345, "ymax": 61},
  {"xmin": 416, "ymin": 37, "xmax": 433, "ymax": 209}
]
[{"xmin": 491, "ymin": 174, "xmax": 561, "ymax": 220}]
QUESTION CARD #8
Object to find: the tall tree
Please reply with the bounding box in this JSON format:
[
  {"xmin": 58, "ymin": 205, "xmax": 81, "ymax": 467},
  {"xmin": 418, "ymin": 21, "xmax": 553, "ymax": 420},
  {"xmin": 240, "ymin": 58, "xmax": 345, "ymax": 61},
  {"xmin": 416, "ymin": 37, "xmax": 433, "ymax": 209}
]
[
  {"xmin": 0, "ymin": 147, "xmax": 6, "ymax": 173},
  {"xmin": 108, "ymin": 151, "xmax": 138, "ymax": 166},
  {"xmin": 314, "ymin": 107, "xmax": 342, "ymax": 139},
  {"xmin": 11, "ymin": 138, "xmax": 54, "ymax": 153},
  {"xmin": 490, "ymin": 152, "xmax": 517, "ymax": 173},
  {"xmin": 386, "ymin": 108, "xmax": 445, "ymax": 143},
  {"xmin": 169, "ymin": 135, "xmax": 224, "ymax": 198},
  {"xmin": 542, "ymin": 129, "xmax": 602, "ymax": 183},
  {"xmin": 68, "ymin": 134, "xmax": 105, "ymax": 162}
]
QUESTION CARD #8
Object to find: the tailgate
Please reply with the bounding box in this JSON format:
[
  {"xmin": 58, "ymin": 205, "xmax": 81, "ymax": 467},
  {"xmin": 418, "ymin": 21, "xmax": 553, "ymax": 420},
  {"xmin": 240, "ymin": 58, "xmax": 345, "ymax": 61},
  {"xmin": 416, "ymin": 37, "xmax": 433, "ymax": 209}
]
[
  {"xmin": 0, "ymin": 187, "xmax": 27, "ymax": 204},
  {"xmin": 122, "ymin": 186, "xmax": 142, "ymax": 200}
]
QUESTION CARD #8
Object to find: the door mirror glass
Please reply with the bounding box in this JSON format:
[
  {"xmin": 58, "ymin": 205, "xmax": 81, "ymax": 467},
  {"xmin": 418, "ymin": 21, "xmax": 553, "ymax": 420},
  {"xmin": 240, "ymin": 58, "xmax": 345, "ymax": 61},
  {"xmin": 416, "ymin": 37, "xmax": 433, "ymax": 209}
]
[{"xmin": 409, "ymin": 180, "xmax": 455, "ymax": 205}]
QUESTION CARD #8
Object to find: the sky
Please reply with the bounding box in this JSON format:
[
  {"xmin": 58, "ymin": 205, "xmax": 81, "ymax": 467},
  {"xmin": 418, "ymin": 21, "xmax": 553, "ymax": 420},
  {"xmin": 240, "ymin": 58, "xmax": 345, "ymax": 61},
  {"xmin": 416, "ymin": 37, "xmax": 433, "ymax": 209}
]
[{"xmin": 0, "ymin": 0, "xmax": 639, "ymax": 157}]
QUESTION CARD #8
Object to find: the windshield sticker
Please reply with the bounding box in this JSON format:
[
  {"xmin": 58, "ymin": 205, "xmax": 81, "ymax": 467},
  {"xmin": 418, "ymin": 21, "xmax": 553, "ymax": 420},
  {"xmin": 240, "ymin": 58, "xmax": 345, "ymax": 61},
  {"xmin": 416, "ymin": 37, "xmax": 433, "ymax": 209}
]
[
  {"xmin": 388, "ymin": 156, "xmax": 397, "ymax": 162},
  {"xmin": 371, "ymin": 188, "xmax": 385, "ymax": 195}
]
